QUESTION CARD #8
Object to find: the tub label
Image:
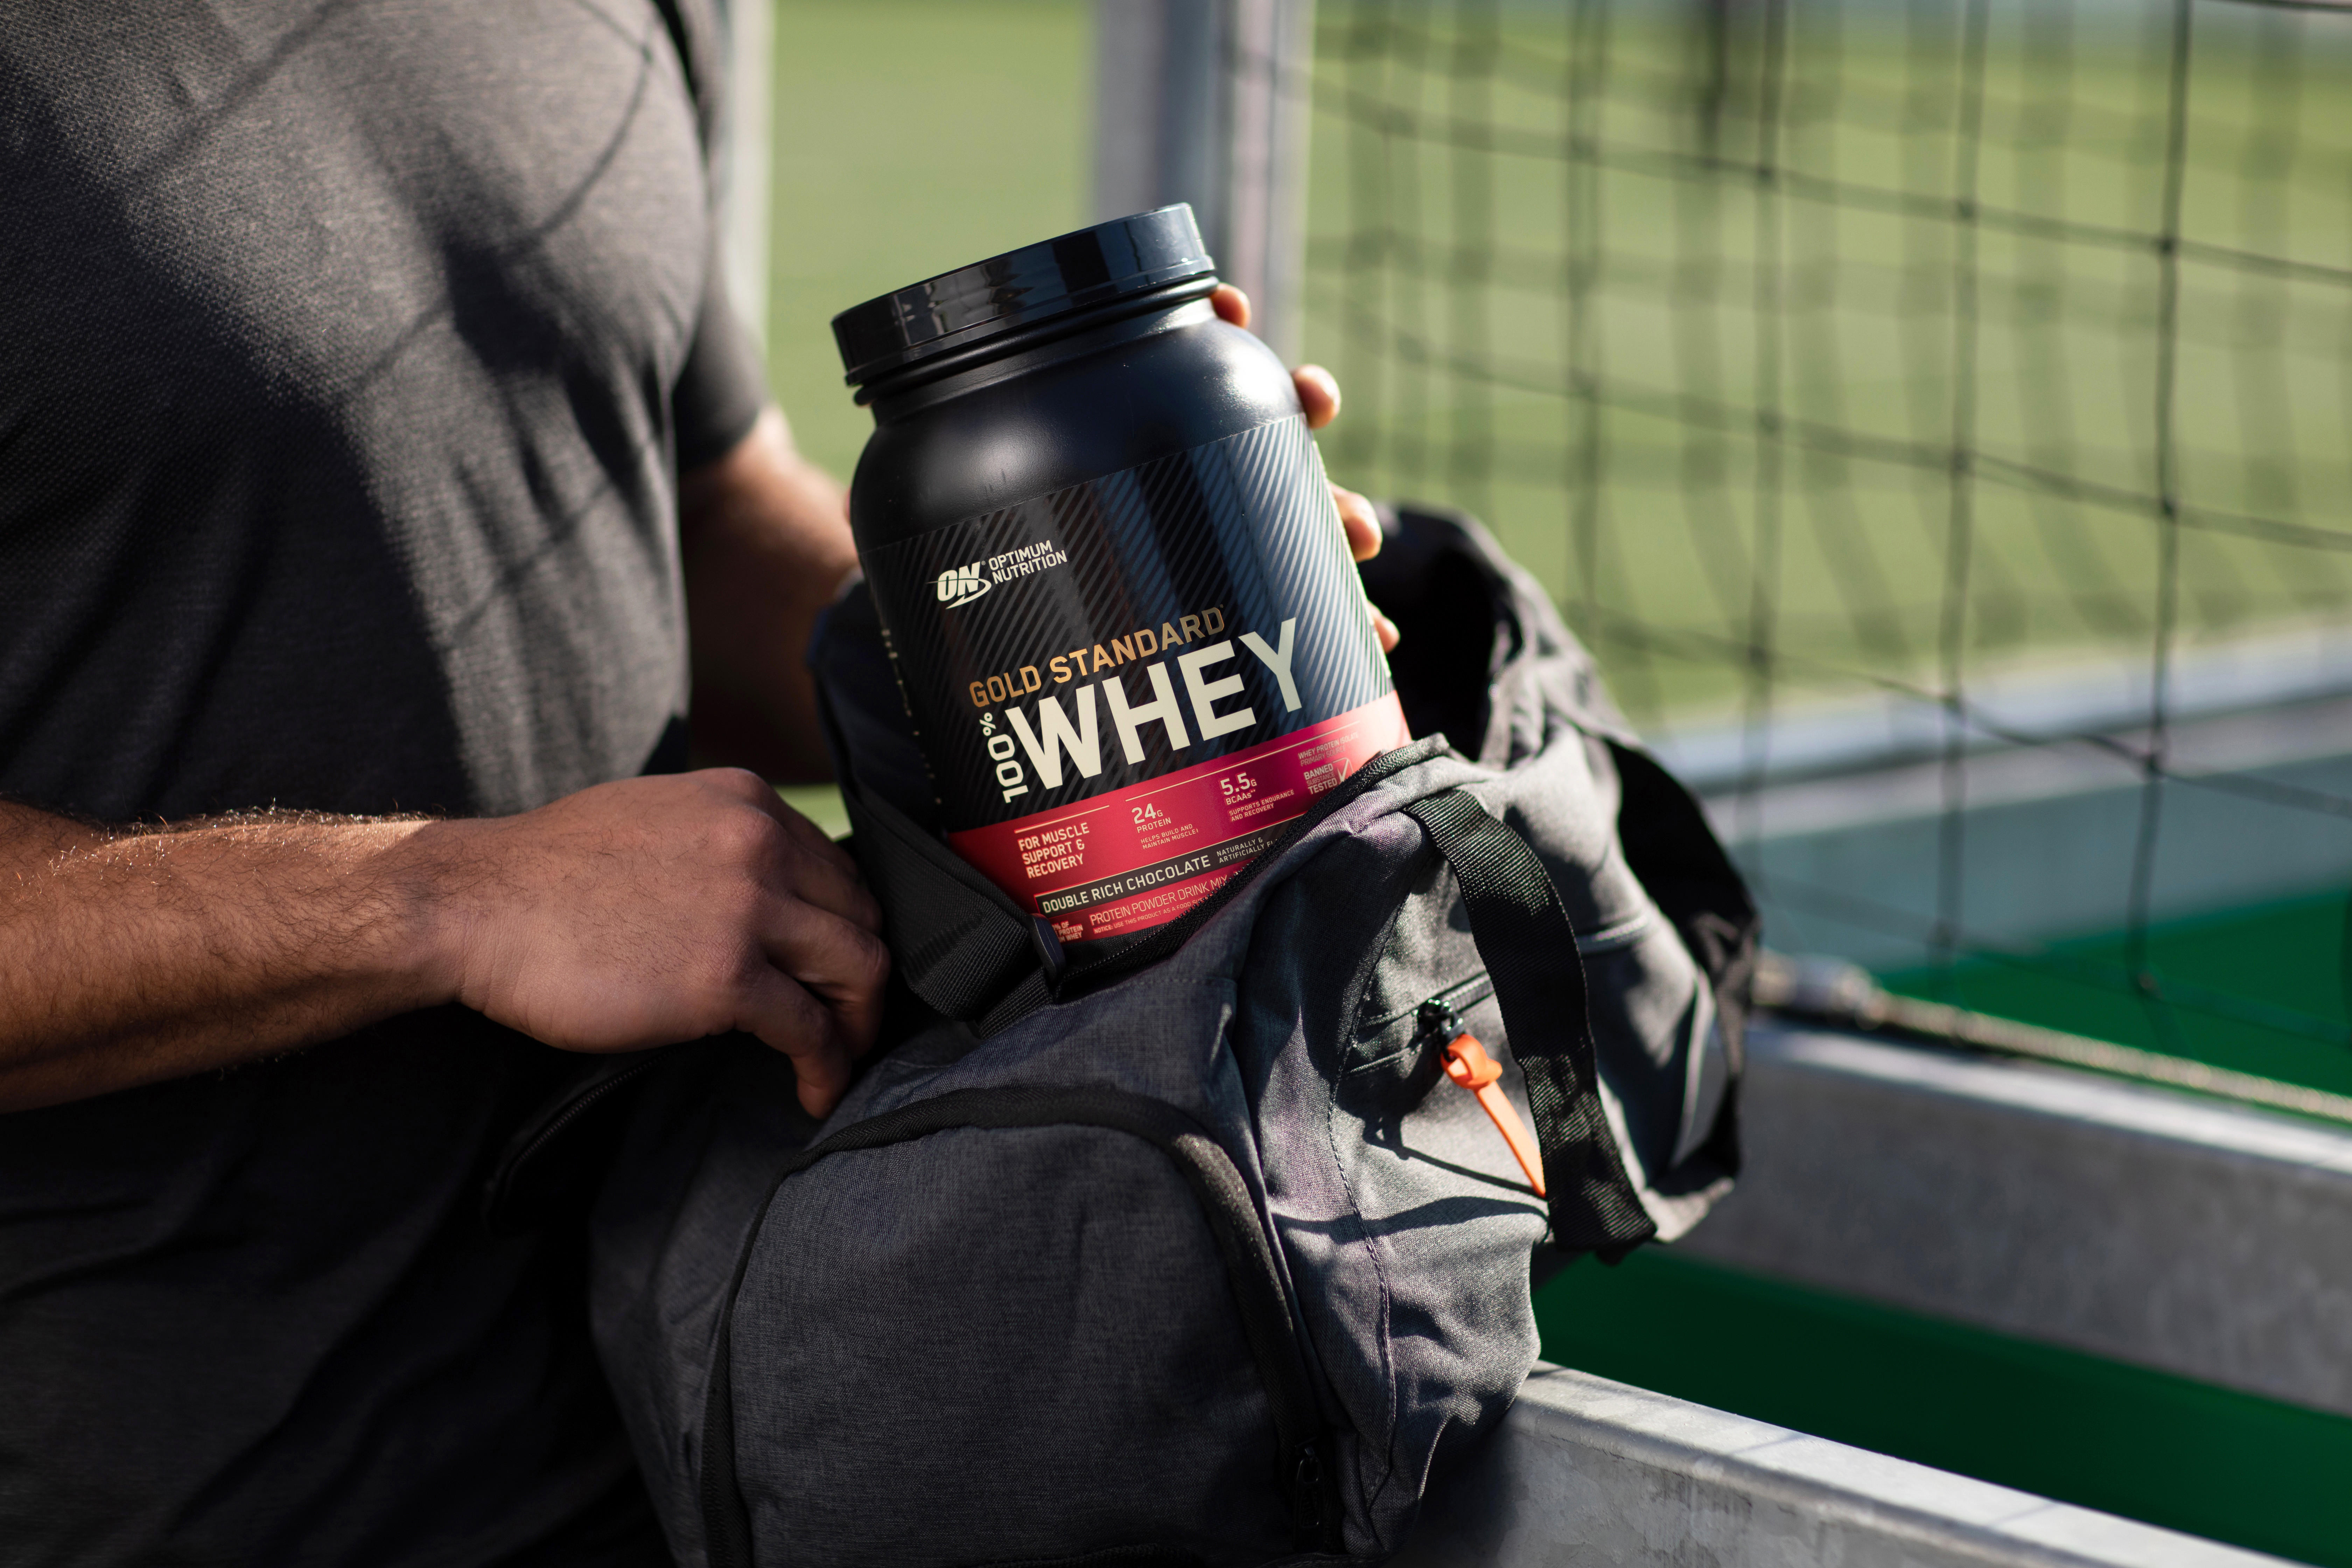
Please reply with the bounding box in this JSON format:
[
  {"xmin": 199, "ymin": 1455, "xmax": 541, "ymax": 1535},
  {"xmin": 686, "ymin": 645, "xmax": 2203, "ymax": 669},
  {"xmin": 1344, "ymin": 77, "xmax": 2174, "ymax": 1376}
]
[{"xmin": 859, "ymin": 413, "xmax": 1407, "ymax": 944}]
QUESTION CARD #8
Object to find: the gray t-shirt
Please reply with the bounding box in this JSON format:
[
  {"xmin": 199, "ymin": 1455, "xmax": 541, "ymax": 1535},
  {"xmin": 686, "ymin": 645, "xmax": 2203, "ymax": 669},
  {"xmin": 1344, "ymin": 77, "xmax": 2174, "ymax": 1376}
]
[{"xmin": 0, "ymin": 2, "xmax": 765, "ymax": 1561}]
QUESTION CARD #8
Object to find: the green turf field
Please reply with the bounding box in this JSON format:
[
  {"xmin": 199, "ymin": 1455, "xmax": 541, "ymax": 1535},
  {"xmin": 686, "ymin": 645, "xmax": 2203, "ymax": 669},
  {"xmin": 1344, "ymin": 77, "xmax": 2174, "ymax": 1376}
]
[
  {"xmin": 1536, "ymin": 1246, "xmax": 2352, "ymax": 1567},
  {"xmin": 757, "ymin": 2, "xmax": 2352, "ymax": 730},
  {"xmin": 1885, "ymin": 887, "xmax": 2352, "ymax": 1094},
  {"xmin": 762, "ymin": 0, "xmax": 1090, "ymax": 485},
  {"xmin": 762, "ymin": 1, "xmax": 1086, "ymax": 835},
  {"xmin": 1303, "ymin": 1, "xmax": 2352, "ymax": 726}
]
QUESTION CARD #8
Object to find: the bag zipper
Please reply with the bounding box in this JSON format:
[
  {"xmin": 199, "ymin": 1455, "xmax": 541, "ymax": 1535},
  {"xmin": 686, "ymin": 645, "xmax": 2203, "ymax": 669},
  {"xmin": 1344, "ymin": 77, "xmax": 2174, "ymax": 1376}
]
[{"xmin": 1417, "ymin": 998, "xmax": 1546, "ymax": 1198}]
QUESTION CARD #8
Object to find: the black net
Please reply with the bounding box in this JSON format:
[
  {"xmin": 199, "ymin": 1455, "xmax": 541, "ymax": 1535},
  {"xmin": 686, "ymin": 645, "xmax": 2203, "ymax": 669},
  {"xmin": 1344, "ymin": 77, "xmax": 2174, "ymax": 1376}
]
[{"xmin": 1302, "ymin": 0, "xmax": 2352, "ymax": 1080}]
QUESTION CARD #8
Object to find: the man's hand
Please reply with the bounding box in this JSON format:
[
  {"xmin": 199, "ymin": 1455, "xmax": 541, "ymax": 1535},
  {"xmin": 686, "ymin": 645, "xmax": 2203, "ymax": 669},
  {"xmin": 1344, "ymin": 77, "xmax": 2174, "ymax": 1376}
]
[
  {"xmin": 421, "ymin": 769, "xmax": 886, "ymax": 1112},
  {"xmin": 0, "ymin": 775, "xmax": 886, "ymax": 1116},
  {"xmin": 1209, "ymin": 284, "xmax": 1400, "ymax": 652}
]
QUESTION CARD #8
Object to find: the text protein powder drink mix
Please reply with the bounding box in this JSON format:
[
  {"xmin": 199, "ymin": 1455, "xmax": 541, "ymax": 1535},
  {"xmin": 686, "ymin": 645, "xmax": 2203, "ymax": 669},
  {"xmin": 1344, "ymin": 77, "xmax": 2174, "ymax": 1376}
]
[{"xmin": 833, "ymin": 206, "xmax": 1408, "ymax": 947}]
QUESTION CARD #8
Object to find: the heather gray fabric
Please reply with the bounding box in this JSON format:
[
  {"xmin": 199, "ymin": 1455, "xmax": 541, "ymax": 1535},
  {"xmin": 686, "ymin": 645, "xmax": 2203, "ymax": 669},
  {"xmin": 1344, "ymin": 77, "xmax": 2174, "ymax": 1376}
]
[
  {"xmin": 735, "ymin": 1119, "xmax": 1296, "ymax": 1565},
  {"xmin": 0, "ymin": 0, "xmax": 763, "ymax": 825},
  {"xmin": 0, "ymin": 3, "xmax": 761, "ymax": 1561},
  {"xmin": 588, "ymin": 509, "xmax": 1746, "ymax": 1567},
  {"xmin": 590, "ymin": 1041, "xmax": 821, "ymax": 1561}
]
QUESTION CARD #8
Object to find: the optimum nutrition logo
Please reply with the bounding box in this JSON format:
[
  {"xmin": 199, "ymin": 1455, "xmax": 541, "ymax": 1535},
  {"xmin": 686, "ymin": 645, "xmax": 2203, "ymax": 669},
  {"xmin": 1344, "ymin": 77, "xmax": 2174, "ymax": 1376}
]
[
  {"xmin": 934, "ymin": 541, "xmax": 1070, "ymax": 609},
  {"xmin": 935, "ymin": 562, "xmax": 991, "ymax": 608}
]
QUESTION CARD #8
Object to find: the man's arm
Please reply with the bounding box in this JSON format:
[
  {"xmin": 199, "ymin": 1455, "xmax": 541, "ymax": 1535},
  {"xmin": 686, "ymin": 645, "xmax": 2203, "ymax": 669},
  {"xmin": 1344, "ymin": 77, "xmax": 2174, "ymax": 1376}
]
[
  {"xmin": 0, "ymin": 771, "xmax": 886, "ymax": 1115},
  {"xmin": 0, "ymin": 402, "xmax": 884, "ymax": 1118},
  {"xmin": 679, "ymin": 408, "xmax": 859, "ymax": 782}
]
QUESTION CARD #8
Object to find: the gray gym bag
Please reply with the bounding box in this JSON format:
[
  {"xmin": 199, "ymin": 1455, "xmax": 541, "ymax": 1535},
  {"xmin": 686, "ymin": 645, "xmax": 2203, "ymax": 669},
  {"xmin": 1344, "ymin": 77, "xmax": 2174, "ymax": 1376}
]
[{"xmin": 546, "ymin": 506, "xmax": 1756, "ymax": 1567}]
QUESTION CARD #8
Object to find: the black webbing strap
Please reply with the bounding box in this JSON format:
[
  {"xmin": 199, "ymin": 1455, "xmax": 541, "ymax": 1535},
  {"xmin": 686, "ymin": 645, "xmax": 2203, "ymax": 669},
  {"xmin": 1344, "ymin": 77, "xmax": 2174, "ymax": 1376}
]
[
  {"xmin": 812, "ymin": 680, "xmax": 1044, "ymax": 1029},
  {"xmin": 1403, "ymin": 790, "xmax": 1657, "ymax": 1259}
]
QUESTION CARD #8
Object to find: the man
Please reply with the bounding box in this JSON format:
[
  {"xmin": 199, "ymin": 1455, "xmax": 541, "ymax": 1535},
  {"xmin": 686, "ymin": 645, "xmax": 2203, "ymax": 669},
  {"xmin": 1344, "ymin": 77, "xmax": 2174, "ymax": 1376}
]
[{"xmin": 0, "ymin": 4, "xmax": 1382, "ymax": 1563}]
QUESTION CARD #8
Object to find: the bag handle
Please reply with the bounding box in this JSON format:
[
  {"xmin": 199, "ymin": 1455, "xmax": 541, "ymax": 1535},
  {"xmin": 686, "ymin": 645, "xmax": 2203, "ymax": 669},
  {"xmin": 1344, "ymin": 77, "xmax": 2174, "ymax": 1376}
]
[{"xmin": 1401, "ymin": 789, "xmax": 1657, "ymax": 1260}]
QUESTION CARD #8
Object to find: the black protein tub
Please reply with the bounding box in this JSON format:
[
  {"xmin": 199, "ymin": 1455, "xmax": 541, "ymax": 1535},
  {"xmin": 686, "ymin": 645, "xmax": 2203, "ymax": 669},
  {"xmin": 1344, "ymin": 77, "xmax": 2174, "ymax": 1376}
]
[{"xmin": 832, "ymin": 205, "xmax": 1405, "ymax": 948}]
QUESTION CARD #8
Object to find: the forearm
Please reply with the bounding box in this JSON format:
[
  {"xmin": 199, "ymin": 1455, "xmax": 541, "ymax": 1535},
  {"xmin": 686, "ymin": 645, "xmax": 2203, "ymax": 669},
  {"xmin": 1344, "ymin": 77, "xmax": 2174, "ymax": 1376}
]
[
  {"xmin": 0, "ymin": 802, "xmax": 456, "ymax": 1112},
  {"xmin": 0, "ymin": 769, "xmax": 888, "ymax": 1118},
  {"xmin": 680, "ymin": 408, "xmax": 859, "ymax": 783}
]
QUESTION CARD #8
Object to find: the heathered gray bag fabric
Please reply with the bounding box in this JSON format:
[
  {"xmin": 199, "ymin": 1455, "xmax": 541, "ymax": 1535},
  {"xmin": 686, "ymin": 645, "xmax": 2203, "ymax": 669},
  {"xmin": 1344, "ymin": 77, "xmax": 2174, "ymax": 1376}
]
[{"xmin": 572, "ymin": 506, "xmax": 1754, "ymax": 1568}]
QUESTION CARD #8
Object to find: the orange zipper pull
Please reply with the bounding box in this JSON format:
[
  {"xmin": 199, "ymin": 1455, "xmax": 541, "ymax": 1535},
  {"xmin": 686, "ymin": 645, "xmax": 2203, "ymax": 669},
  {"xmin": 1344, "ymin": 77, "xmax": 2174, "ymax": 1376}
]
[{"xmin": 1441, "ymin": 1030, "xmax": 1547, "ymax": 1199}]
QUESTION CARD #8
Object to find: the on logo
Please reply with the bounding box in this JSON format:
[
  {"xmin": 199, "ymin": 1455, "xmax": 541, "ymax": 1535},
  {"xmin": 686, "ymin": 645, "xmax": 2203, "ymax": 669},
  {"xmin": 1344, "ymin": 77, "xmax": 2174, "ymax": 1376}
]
[{"xmin": 935, "ymin": 562, "xmax": 991, "ymax": 607}]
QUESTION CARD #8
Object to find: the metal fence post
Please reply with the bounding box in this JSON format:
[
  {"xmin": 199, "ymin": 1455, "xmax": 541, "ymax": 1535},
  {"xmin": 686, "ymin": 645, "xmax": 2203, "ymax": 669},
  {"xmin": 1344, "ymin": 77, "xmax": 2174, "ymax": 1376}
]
[
  {"xmin": 713, "ymin": 0, "xmax": 774, "ymax": 351},
  {"xmin": 1094, "ymin": 0, "xmax": 1315, "ymax": 364}
]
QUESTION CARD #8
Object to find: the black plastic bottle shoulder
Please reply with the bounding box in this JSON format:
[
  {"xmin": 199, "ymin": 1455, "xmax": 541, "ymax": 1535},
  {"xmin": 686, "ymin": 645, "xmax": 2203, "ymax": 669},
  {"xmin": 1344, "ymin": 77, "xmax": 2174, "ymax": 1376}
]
[{"xmin": 851, "ymin": 294, "xmax": 1301, "ymax": 550}]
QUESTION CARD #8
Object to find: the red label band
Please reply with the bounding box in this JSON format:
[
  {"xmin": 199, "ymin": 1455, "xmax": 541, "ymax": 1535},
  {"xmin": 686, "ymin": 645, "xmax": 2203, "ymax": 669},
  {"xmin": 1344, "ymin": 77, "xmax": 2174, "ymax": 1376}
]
[{"xmin": 947, "ymin": 693, "xmax": 1412, "ymax": 945}]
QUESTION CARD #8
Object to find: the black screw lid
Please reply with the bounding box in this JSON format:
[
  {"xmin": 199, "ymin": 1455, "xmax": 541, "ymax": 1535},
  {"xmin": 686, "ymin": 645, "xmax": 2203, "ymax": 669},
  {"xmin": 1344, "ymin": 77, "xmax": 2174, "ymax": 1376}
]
[{"xmin": 831, "ymin": 205, "xmax": 1217, "ymax": 393}]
